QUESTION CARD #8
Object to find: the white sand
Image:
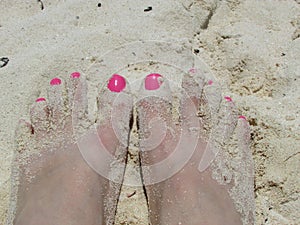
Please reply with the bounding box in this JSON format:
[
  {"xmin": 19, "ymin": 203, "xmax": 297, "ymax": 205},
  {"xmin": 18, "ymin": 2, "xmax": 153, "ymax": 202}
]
[{"xmin": 0, "ymin": 0, "xmax": 299, "ymax": 224}]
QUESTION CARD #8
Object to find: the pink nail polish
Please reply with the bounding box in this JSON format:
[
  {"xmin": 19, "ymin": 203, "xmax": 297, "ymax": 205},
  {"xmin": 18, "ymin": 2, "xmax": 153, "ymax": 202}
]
[
  {"xmin": 70, "ymin": 72, "xmax": 80, "ymax": 78},
  {"xmin": 50, "ymin": 78, "xmax": 62, "ymax": 86},
  {"xmin": 224, "ymin": 96, "xmax": 232, "ymax": 102},
  {"xmin": 208, "ymin": 80, "xmax": 213, "ymax": 85},
  {"xmin": 189, "ymin": 68, "xmax": 197, "ymax": 73},
  {"xmin": 107, "ymin": 74, "xmax": 126, "ymax": 92},
  {"xmin": 36, "ymin": 97, "xmax": 46, "ymax": 102},
  {"xmin": 145, "ymin": 73, "xmax": 163, "ymax": 90},
  {"xmin": 239, "ymin": 115, "xmax": 247, "ymax": 120}
]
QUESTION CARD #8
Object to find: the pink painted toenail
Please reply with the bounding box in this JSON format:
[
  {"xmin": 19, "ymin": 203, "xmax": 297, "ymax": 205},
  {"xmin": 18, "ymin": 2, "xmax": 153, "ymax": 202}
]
[
  {"xmin": 239, "ymin": 115, "xmax": 247, "ymax": 120},
  {"xmin": 208, "ymin": 80, "xmax": 213, "ymax": 85},
  {"xmin": 145, "ymin": 73, "xmax": 163, "ymax": 90},
  {"xmin": 189, "ymin": 68, "xmax": 197, "ymax": 73},
  {"xmin": 50, "ymin": 78, "xmax": 61, "ymax": 86},
  {"xmin": 224, "ymin": 96, "xmax": 232, "ymax": 102},
  {"xmin": 70, "ymin": 72, "xmax": 80, "ymax": 78},
  {"xmin": 36, "ymin": 97, "xmax": 46, "ymax": 102},
  {"xmin": 107, "ymin": 74, "xmax": 126, "ymax": 92}
]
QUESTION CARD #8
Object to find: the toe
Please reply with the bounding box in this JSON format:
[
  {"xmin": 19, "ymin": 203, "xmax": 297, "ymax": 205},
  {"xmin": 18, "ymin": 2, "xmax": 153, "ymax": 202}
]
[
  {"xmin": 15, "ymin": 119, "xmax": 34, "ymax": 154},
  {"xmin": 15, "ymin": 119, "xmax": 33, "ymax": 137},
  {"xmin": 229, "ymin": 116, "xmax": 255, "ymax": 225},
  {"xmin": 96, "ymin": 74, "xmax": 132, "ymax": 154},
  {"xmin": 181, "ymin": 69, "xmax": 205, "ymax": 130},
  {"xmin": 203, "ymin": 78, "xmax": 222, "ymax": 118},
  {"xmin": 79, "ymin": 74, "xmax": 132, "ymax": 183},
  {"xmin": 181, "ymin": 69, "xmax": 214, "ymax": 171},
  {"xmin": 137, "ymin": 73, "xmax": 173, "ymax": 160},
  {"xmin": 96, "ymin": 74, "xmax": 132, "ymax": 225},
  {"xmin": 217, "ymin": 96, "xmax": 239, "ymax": 142},
  {"xmin": 183, "ymin": 68, "xmax": 206, "ymax": 106},
  {"xmin": 137, "ymin": 73, "xmax": 198, "ymax": 185},
  {"xmin": 30, "ymin": 97, "xmax": 50, "ymax": 139},
  {"xmin": 67, "ymin": 72, "xmax": 89, "ymax": 131},
  {"xmin": 236, "ymin": 116, "xmax": 255, "ymax": 224},
  {"xmin": 136, "ymin": 73, "xmax": 175, "ymax": 216},
  {"xmin": 47, "ymin": 77, "xmax": 66, "ymax": 125},
  {"xmin": 237, "ymin": 116, "xmax": 251, "ymax": 147},
  {"xmin": 236, "ymin": 115, "xmax": 254, "ymax": 181},
  {"xmin": 198, "ymin": 94, "xmax": 238, "ymax": 172},
  {"xmin": 77, "ymin": 74, "xmax": 132, "ymax": 185},
  {"xmin": 137, "ymin": 73, "xmax": 201, "ymax": 224}
]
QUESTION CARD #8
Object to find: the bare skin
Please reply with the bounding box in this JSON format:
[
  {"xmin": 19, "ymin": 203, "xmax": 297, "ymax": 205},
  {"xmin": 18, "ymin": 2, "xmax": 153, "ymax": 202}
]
[
  {"xmin": 137, "ymin": 72, "xmax": 255, "ymax": 225},
  {"xmin": 9, "ymin": 71, "xmax": 253, "ymax": 225},
  {"xmin": 10, "ymin": 73, "xmax": 131, "ymax": 225}
]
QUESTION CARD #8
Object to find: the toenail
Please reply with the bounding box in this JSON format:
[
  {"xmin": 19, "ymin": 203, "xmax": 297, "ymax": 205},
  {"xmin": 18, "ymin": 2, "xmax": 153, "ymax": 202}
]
[
  {"xmin": 145, "ymin": 73, "xmax": 163, "ymax": 90},
  {"xmin": 50, "ymin": 78, "xmax": 62, "ymax": 86},
  {"xmin": 224, "ymin": 96, "xmax": 232, "ymax": 102},
  {"xmin": 189, "ymin": 68, "xmax": 197, "ymax": 73},
  {"xmin": 239, "ymin": 115, "xmax": 247, "ymax": 120},
  {"xmin": 70, "ymin": 72, "xmax": 81, "ymax": 78},
  {"xmin": 36, "ymin": 97, "xmax": 46, "ymax": 102},
  {"xmin": 107, "ymin": 74, "xmax": 126, "ymax": 92},
  {"xmin": 208, "ymin": 80, "xmax": 213, "ymax": 85}
]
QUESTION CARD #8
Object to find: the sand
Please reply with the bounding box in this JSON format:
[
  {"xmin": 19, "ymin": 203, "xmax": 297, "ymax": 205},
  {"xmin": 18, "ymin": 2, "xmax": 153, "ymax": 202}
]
[{"xmin": 0, "ymin": 0, "xmax": 299, "ymax": 224}]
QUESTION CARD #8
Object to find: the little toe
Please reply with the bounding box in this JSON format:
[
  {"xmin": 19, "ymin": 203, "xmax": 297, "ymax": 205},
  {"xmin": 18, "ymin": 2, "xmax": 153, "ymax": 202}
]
[
  {"xmin": 9, "ymin": 118, "xmax": 35, "ymax": 225},
  {"xmin": 15, "ymin": 119, "xmax": 34, "ymax": 154},
  {"xmin": 237, "ymin": 116, "xmax": 251, "ymax": 148},
  {"xmin": 29, "ymin": 97, "xmax": 50, "ymax": 139},
  {"xmin": 235, "ymin": 116, "xmax": 255, "ymax": 224}
]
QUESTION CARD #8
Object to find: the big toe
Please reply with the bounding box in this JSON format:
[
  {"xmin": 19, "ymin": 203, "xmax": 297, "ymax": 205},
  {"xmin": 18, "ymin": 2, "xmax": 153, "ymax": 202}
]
[
  {"xmin": 137, "ymin": 73, "xmax": 173, "ymax": 162},
  {"xmin": 96, "ymin": 74, "xmax": 132, "ymax": 154}
]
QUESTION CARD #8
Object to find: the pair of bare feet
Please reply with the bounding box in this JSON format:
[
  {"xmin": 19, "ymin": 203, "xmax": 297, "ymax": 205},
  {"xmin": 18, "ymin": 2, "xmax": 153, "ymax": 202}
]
[{"xmin": 9, "ymin": 71, "xmax": 254, "ymax": 225}]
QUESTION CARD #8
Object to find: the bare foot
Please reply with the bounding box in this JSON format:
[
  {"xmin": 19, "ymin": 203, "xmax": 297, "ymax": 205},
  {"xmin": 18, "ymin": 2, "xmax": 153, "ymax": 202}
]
[
  {"xmin": 8, "ymin": 73, "xmax": 131, "ymax": 225},
  {"xmin": 137, "ymin": 72, "xmax": 255, "ymax": 225}
]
